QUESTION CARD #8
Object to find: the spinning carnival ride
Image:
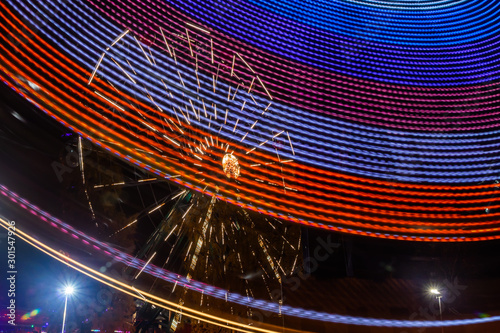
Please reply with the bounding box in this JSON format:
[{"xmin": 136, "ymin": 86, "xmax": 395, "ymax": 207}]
[
  {"xmin": 2, "ymin": 0, "xmax": 500, "ymax": 241},
  {"xmin": 2, "ymin": 0, "xmax": 500, "ymax": 331}
]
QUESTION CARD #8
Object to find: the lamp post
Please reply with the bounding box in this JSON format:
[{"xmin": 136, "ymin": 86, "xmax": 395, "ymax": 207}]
[
  {"xmin": 430, "ymin": 288, "xmax": 444, "ymax": 333},
  {"xmin": 61, "ymin": 286, "xmax": 74, "ymax": 333}
]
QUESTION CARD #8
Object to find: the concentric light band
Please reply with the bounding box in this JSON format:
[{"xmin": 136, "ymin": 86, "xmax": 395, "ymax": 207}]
[
  {"xmin": 2, "ymin": 0, "xmax": 500, "ymax": 241},
  {"xmin": 2, "ymin": 184, "xmax": 500, "ymax": 328}
]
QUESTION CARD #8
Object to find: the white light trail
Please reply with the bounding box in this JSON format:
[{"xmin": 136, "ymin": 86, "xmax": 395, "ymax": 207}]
[
  {"xmin": 182, "ymin": 204, "xmax": 194, "ymax": 221},
  {"xmin": 134, "ymin": 35, "xmax": 152, "ymax": 65},
  {"xmin": 111, "ymin": 29, "xmax": 129, "ymax": 47},
  {"xmin": 78, "ymin": 136, "xmax": 85, "ymax": 185},
  {"xmin": 169, "ymin": 118, "xmax": 184, "ymax": 134},
  {"xmin": 171, "ymin": 190, "xmax": 187, "ymax": 200},
  {"xmin": 163, "ymin": 134, "xmax": 180, "ymax": 146},
  {"xmin": 186, "ymin": 22, "xmax": 211, "ymax": 34},
  {"xmin": 160, "ymin": 27, "xmax": 173, "ymax": 57},
  {"xmin": 273, "ymin": 130, "xmax": 284, "ymax": 139},
  {"xmin": 94, "ymin": 91, "xmax": 125, "ymax": 111},
  {"xmin": 148, "ymin": 46, "xmax": 156, "ymax": 66},
  {"xmin": 132, "ymin": 287, "xmax": 147, "ymax": 300},
  {"xmin": 138, "ymin": 178, "xmax": 157, "ymax": 183},
  {"xmin": 126, "ymin": 59, "xmax": 136, "ymax": 75},
  {"xmin": 195, "ymin": 70, "xmax": 201, "ymax": 88},
  {"xmin": 109, "ymin": 219, "xmax": 138, "ymax": 237},
  {"xmin": 256, "ymin": 76, "xmax": 272, "ymax": 100},
  {"xmin": 164, "ymin": 225, "xmax": 178, "ymax": 241},
  {"xmin": 78, "ymin": 137, "xmax": 96, "ymax": 220},
  {"xmin": 230, "ymin": 54, "xmax": 236, "ymax": 77},
  {"xmin": 210, "ymin": 38, "xmax": 214, "ymax": 64},
  {"xmin": 248, "ymin": 77, "xmax": 256, "ymax": 93},
  {"xmin": 185, "ymin": 28, "xmax": 194, "ymax": 57},
  {"xmin": 236, "ymin": 52, "xmax": 255, "ymax": 73},
  {"xmin": 141, "ymin": 121, "xmax": 157, "ymax": 132},
  {"xmin": 88, "ymin": 52, "xmax": 105, "ymax": 85},
  {"xmin": 177, "ymin": 70, "xmax": 186, "ymax": 88},
  {"xmin": 179, "ymin": 107, "xmax": 190, "ymax": 125},
  {"xmin": 261, "ymin": 102, "xmax": 272, "ymax": 116},
  {"xmin": 134, "ymin": 252, "xmax": 157, "ymax": 279},
  {"xmin": 287, "ymin": 131, "xmax": 295, "ymax": 155},
  {"xmin": 148, "ymin": 203, "xmax": 165, "ymax": 215},
  {"xmin": 232, "ymin": 84, "xmax": 240, "ymax": 100},
  {"xmin": 249, "ymin": 94, "xmax": 258, "ymax": 105},
  {"xmin": 172, "ymin": 47, "xmax": 178, "ymax": 65},
  {"xmin": 233, "ymin": 118, "xmax": 239, "ymax": 132},
  {"xmin": 189, "ymin": 99, "xmax": 199, "ymax": 120}
]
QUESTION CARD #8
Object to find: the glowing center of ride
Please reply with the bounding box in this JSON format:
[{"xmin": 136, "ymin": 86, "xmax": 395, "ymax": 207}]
[{"xmin": 222, "ymin": 154, "xmax": 240, "ymax": 179}]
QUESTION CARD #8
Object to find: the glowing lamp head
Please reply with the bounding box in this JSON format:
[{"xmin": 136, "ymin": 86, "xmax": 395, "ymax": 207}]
[
  {"xmin": 64, "ymin": 286, "xmax": 75, "ymax": 296},
  {"xmin": 222, "ymin": 154, "xmax": 240, "ymax": 179},
  {"xmin": 429, "ymin": 288, "xmax": 440, "ymax": 295}
]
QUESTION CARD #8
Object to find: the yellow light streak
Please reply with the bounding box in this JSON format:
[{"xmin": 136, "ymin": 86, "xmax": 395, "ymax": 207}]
[{"xmin": 0, "ymin": 219, "xmax": 273, "ymax": 332}]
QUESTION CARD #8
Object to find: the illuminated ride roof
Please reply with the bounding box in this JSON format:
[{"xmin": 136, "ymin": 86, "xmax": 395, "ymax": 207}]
[{"xmin": 1, "ymin": 0, "xmax": 500, "ymax": 241}]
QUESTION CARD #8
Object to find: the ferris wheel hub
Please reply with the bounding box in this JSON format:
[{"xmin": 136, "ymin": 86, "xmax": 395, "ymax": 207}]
[{"xmin": 222, "ymin": 154, "xmax": 240, "ymax": 179}]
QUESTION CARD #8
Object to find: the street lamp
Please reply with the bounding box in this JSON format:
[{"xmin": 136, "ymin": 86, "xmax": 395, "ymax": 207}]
[
  {"xmin": 61, "ymin": 285, "xmax": 74, "ymax": 333},
  {"xmin": 429, "ymin": 288, "xmax": 443, "ymax": 333}
]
